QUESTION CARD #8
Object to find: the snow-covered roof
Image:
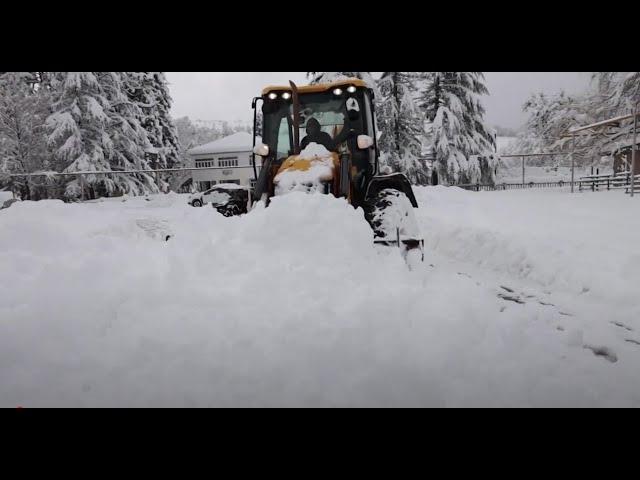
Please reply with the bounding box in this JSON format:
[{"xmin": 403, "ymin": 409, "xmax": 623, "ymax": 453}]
[
  {"xmin": 188, "ymin": 132, "xmax": 259, "ymax": 155},
  {"xmin": 216, "ymin": 183, "xmax": 248, "ymax": 190}
]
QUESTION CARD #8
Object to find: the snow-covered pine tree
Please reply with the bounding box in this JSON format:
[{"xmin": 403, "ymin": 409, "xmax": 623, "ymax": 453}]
[
  {"xmin": 46, "ymin": 72, "xmax": 156, "ymax": 198},
  {"xmin": 47, "ymin": 72, "xmax": 114, "ymax": 189},
  {"xmin": 103, "ymin": 72, "xmax": 158, "ymax": 194},
  {"xmin": 419, "ymin": 72, "xmax": 496, "ymax": 185},
  {"xmin": 26, "ymin": 72, "xmax": 53, "ymax": 92},
  {"xmin": 376, "ymin": 72, "xmax": 424, "ymax": 183},
  {"xmin": 0, "ymin": 72, "xmax": 52, "ymax": 197},
  {"xmin": 125, "ymin": 72, "xmax": 181, "ymax": 169}
]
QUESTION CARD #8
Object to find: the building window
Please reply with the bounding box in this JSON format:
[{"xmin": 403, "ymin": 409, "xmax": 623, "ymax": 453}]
[
  {"xmin": 196, "ymin": 159, "xmax": 214, "ymax": 168},
  {"xmin": 219, "ymin": 156, "xmax": 239, "ymax": 167},
  {"xmin": 250, "ymin": 179, "xmax": 257, "ymax": 189},
  {"xmin": 199, "ymin": 181, "xmax": 212, "ymax": 191},
  {"xmin": 224, "ymin": 179, "xmax": 240, "ymax": 185}
]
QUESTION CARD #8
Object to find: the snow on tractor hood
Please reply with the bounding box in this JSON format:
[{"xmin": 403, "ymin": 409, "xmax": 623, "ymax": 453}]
[{"xmin": 273, "ymin": 143, "xmax": 339, "ymax": 196}]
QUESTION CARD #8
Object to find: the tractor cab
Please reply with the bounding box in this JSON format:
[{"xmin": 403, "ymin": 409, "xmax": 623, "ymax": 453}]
[{"xmin": 251, "ymin": 79, "xmax": 378, "ymax": 208}]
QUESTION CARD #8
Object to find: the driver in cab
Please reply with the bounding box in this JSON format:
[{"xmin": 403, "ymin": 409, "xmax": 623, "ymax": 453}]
[{"xmin": 300, "ymin": 118, "xmax": 335, "ymax": 152}]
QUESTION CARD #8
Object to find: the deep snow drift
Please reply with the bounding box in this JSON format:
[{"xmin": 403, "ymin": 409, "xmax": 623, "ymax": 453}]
[{"xmin": 1, "ymin": 188, "xmax": 639, "ymax": 407}]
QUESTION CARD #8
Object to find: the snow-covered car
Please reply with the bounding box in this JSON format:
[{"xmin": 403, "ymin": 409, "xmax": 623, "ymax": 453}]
[{"xmin": 188, "ymin": 184, "xmax": 252, "ymax": 217}]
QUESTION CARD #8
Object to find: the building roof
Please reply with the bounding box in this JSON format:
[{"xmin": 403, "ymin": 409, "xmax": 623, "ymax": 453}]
[{"xmin": 188, "ymin": 132, "xmax": 259, "ymax": 155}]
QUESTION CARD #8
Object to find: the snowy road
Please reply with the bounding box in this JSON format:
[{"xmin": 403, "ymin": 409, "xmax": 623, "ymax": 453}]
[{"xmin": 1, "ymin": 188, "xmax": 639, "ymax": 407}]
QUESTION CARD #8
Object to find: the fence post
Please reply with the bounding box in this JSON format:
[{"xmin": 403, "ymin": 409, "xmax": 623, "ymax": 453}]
[
  {"xmin": 521, "ymin": 156, "xmax": 525, "ymax": 187},
  {"xmin": 79, "ymin": 174, "xmax": 86, "ymax": 201}
]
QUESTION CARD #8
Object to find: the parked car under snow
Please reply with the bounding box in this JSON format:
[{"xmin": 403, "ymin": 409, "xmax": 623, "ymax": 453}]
[{"xmin": 188, "ymin": 184, "xmax": 251, "ymax": 217}]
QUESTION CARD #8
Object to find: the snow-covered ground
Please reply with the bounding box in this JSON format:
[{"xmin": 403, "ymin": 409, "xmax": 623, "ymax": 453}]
[{"xmin": 1, "ymin": 188, "xmax": 639, "ymax": 407}]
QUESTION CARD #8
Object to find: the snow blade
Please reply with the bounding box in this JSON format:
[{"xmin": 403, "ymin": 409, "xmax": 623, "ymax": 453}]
[
  {"xmin": 366, "ymin": 173, "xmax": 419, "ymax": 208},
  {"xmin": 364, "ymin": 188, "xmax": 424, "ymax": 268}
]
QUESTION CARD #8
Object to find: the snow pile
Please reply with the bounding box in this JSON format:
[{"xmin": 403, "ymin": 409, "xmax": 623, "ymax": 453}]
[
  {"xmin": 1, "ymin": 190, "xmax": 640, "ymax": 407},
  {"xmin": 274, "ymin": 143, "xmax": 336, "ymax": 196},
  {"xmin": 298, "ymin": 143, "xmax": 332, "ymax": 159},
  {"xmin": 0, "ymin": 190, "xmax": 13, "ymax": 204},
  {"xmin": 415, "ymin": 187, "xmax": 639, "ymax": 299}
]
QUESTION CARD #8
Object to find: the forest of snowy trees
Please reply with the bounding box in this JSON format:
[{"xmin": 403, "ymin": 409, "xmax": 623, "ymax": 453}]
[
  {"xmin": 0, "ymin": 72, "xmax": 264, "ymax": 200},
  {"xmin": 0, "ymin": 72, "xmax": 182, "ymax": 199},
  {"xmin": 506, "ymin": 72, "xmax": 640, "ymax": 167},
  {"xmin": 12, "ymin": 71, "xmax": 618, "ymax": 200}
]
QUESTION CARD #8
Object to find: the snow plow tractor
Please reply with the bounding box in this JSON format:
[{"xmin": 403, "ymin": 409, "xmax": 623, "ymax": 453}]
[{"xmin": 248, "ymin": 78, "xmax": 424, "ymax": 264}]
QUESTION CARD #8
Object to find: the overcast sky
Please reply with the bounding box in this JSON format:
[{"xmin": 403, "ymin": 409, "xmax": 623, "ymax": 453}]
[{"xmin": 165, "ymin": 72, "xmax": 592, "ymax": 129}]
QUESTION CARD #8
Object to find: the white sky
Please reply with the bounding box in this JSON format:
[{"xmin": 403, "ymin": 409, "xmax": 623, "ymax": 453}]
[{"xmin": 165, "ymin": 72, "xmax": 592, "ymax": 129}]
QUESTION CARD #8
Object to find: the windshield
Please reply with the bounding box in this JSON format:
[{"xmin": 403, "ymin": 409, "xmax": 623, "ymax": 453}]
[{"xmin": 264, "ymin": 91, "xmax": 364, "ymax": 160}]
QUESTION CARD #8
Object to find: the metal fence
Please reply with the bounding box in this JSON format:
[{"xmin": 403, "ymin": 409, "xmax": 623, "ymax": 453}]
[
  {"xmin": 459, "ymin": 172, "xmax": 640, "ymax": 193},
  {"xmin": 459, "ymin": 181, "xmax": 571, "ymax": 192}
]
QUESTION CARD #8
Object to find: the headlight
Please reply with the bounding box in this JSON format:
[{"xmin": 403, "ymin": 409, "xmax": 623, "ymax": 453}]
[
  {"xmin": 281, "ymin": 92, "xmax": 291, "ymax": 100},
  {"xmin": 333, "ymin": 88, "xmax": 343, "ymax": 96},
  {"xmin": 268, "ymin": 92, "xmax": 278, "ymax": 100},
  {"xmin": 347, "ymin": 85, "xmax": 357, "ymax": 93}
]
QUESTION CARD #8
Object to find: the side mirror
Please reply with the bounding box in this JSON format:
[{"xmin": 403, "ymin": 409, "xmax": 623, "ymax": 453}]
[
  {"xmin": 253, "ymin": 143, "xmax": 270, "ymax": 157},
  {"xmin": 346, "ymin": 97, "xmax": 360, "ymax": 121},
  {"xmin": 357, "ymin": 135, "xmax": 374, "ymax": 150}
]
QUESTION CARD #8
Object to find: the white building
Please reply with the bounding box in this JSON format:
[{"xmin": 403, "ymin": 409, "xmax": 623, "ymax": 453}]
[{"xmin": 187, "ymin": 132, "xmax": 261, "ymax": 191}]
